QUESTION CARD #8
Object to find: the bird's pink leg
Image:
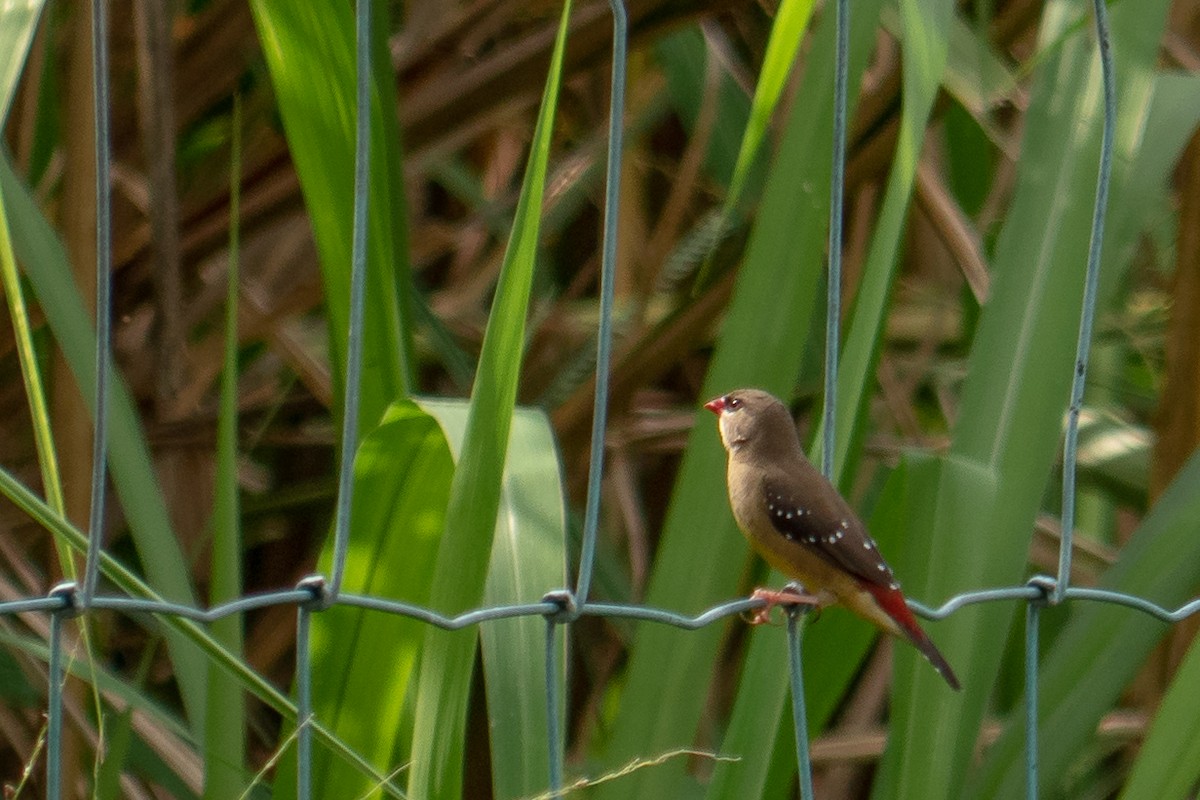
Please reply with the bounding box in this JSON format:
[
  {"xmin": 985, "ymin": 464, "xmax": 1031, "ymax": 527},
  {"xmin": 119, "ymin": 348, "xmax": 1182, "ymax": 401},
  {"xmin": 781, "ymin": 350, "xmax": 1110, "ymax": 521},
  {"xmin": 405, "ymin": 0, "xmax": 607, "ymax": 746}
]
[{"xmin": 748, "ymin": 585, "xmax": 822, "ymax": 625}]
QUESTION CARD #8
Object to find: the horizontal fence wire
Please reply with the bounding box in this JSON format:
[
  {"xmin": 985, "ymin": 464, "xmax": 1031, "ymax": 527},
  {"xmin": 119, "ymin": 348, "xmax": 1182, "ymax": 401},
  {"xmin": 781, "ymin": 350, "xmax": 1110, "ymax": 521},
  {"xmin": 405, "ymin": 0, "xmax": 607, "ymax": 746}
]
[{"xmin": 3, "ymin": 1, "xmax": 1193, "ymax": 799}]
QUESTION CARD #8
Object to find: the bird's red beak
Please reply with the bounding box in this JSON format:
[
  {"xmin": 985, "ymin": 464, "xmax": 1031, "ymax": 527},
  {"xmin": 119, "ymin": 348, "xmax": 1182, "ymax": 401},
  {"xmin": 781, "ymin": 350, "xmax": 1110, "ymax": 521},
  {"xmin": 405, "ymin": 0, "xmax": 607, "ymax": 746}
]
[{"xmin": 704, "ymin": 396, "xmax": 725, "ymax": 415}]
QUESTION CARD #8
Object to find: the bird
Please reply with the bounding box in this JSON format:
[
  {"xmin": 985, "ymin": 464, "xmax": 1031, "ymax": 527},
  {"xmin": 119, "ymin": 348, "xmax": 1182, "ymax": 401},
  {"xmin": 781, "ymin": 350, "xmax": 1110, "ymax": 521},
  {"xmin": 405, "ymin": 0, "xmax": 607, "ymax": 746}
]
[{"xmin": 705, "ymin": 388, "xmax": 960, "ymax": 690}]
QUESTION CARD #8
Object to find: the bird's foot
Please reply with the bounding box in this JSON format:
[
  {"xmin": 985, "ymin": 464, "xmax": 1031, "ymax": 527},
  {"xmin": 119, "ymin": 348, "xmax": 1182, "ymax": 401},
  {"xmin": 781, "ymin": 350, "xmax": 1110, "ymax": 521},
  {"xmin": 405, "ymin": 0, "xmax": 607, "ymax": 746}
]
[{"xmin": 747, "ymin": 585, "xmax": 822, "ymax": 625}]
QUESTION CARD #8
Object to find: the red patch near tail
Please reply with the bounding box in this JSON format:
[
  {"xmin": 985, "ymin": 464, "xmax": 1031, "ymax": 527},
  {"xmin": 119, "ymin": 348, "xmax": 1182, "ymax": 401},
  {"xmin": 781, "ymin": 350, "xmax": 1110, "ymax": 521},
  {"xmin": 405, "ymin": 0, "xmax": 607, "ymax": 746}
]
[
  {"xmin": 863, "ymin": 583, "xmax": 923, "ymax": 640},
  {"xmin": 863, "ymin": 582, "xmax": 961, "ymax": 690}
]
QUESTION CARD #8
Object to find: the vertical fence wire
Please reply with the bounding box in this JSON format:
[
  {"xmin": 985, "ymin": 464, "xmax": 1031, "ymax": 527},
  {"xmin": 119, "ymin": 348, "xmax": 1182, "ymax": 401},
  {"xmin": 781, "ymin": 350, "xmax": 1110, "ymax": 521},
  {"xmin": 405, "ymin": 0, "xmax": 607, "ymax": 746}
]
[
  {"xmin": 81, "ymin": 0, "xmax": 112, "ymax": 604},
  {"xmin": 780, "ymin": 0, "xmax": 853, "ymax": 792},
  {"xmin": 544, "ymin": 617, "xmax": 563, "ymax": 795},
  {"xmin": 328, "ymin": 0, "xmax": 373, "ymax": 599},
  {"xmin": 1024, "ymin": 599, "xmax": 1041, "ymax": 800},
  {"xmin": 1053, "ymin": 0, "xmax": 1116, "ymax": 604},
  {"xmin": 821, "ymin": 0, "xmax": 849, "ymax": 481},
  {"xmin": 296, "ymin": 605, "xmax": 314, "ymax": 800},
  {"xmin": 45, "ymin": 607, "xmax": 65, "ymax": 800},
  {"xmin": 786, "ymin": 610, "xmax": 815, "ymax": 800},
  {"xmin": 573, "ymin": 0, "xmax": 627, "ymax": 609}
]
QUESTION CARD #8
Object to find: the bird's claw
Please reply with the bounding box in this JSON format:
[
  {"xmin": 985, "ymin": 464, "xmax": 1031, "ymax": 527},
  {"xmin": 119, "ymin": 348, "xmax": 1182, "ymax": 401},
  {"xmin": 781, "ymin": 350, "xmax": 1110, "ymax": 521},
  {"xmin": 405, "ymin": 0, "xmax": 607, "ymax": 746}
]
[{"xmin": 747, "ymin": 585, "xmax": 821, "ymax": 625}]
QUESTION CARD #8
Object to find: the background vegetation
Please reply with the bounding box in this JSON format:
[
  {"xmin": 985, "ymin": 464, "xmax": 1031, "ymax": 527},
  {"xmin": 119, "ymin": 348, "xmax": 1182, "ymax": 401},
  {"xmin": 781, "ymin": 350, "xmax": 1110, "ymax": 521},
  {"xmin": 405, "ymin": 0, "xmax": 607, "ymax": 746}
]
[{"xmin": 2, "ymin": 0, "xmax": 1200, "ymax": 798}]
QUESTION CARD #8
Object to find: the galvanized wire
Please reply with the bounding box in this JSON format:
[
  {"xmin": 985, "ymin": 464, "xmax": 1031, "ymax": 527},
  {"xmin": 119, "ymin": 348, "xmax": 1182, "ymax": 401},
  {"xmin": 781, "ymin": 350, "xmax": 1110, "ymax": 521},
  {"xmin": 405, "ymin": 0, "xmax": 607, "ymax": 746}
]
[
  {"xmin": 1054, "ymin": 0, "xmax": 1115, "ymax": 606},
  {"xmin": 572, "ymin": 0, "xmax": 627, "ymax": 611},
  {"xmin": 787, "ymin": 610, "xmax": 816, "ymax": 800},
  {"xmin": 327, "ymin": 0, "xmax": 373, "ymax": 600},
  {"xmin": 296, "ymin": 603, "xmax": 315, "ymax": 800},
  {"xmin": 544, "ymin": 617, "xmax": 564, "ymax": 793},
  {"xmin": 821, "ymin": 0, "xmax": 849, "ymax": 482},
  {"xmin": 81, "ymin": 0, "xmax": 112, "ymax": 604},
  {"xmin": 15, "ymin": 1, "xmax": 1195, "ymax": 799},
  {"xmin": 45, "ymin": 588, "xmax": 70, "ymax": 800},
  {"xmin": 1024, "ymin": 583, "xmax": 1050, "ymax": 800}
]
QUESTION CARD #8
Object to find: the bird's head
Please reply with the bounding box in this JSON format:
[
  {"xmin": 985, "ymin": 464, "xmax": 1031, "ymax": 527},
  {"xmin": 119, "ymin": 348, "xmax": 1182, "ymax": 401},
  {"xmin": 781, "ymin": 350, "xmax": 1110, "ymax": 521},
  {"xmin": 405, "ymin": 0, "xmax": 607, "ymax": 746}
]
[{"xmin": 704, "ymin": 388, "xmax": 795, "ymax": 456}]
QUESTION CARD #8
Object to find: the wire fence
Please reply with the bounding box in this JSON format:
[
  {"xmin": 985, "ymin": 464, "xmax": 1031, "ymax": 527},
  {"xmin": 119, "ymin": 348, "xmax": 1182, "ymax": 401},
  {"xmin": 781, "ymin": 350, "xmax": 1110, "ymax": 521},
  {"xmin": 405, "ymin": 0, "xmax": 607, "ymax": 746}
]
[{"xmin": 6, "ymin": 0, "xmax": 1200, "ymax": 799}]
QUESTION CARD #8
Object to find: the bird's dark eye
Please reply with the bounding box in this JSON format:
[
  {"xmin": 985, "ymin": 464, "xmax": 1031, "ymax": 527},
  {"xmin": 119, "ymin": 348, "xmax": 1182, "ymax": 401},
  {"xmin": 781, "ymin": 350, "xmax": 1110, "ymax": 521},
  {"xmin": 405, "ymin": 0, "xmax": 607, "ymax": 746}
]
[{"xmin": 727, "ymin": 396, "xmax": 742, "ymax": 410}]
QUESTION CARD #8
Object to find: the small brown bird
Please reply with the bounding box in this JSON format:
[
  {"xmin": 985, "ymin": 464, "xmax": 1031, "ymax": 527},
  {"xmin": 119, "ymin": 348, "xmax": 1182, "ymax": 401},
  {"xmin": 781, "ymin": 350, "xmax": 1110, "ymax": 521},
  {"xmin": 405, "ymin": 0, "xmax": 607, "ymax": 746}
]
[{"xmin": 706, "ymin": 388, "xmax": 960, "ymax": 690}]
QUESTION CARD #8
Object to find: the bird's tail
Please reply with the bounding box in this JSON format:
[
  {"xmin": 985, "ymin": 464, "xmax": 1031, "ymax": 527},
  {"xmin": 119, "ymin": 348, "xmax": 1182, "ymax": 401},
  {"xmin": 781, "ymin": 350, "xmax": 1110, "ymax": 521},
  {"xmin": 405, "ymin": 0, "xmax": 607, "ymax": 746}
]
[{"xmin": 863, "ymin": 583, "xmax": 961, "ymax": 691}]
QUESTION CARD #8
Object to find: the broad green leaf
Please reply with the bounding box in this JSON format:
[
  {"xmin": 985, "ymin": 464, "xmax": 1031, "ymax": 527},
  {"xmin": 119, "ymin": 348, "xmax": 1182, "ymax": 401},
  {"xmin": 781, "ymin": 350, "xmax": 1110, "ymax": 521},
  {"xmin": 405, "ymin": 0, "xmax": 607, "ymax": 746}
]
[
  {"xmin": 248, "ymin": 0, "xmax": 414, "ymax": 426},
  {"xmin": 417, "ymin": 398, "xmax": 567, "ymax": 800},
  {"xmin": 596, "ymin": 4, "xmax": 885, "ymax": 797},
  {"xmin": 405, "ymin": 4, "xmax": 571, "ymax": 797},
  {"xmin": 1119, "ymin": 599, "xmax": 1200, "ymax": 800},
  {"xmin": 872, "ymin": 453, "xmax": 1000, "ymax": 795},
  {"xmin": 274, "ymin": 400, "xmax": 454, "ymax": 800},
  {"xmin": 972, "ymin": 451, "xmax": 1200, "ymax": 797},
  {"xmin": 968, "ymin": 68, "xmax": 1200, "ymax": 800},
  {"xmin": 878, "ymin": 1, "xmax": 1181, "ymax": 797}
]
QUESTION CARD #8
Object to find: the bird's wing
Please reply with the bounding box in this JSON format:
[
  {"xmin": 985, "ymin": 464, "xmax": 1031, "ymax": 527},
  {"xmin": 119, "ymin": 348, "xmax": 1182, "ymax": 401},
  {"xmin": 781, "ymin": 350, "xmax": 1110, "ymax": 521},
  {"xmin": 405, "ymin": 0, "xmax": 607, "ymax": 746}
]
[{"xmin": 761, "ymin": 477, "xmax": 900, "ymax": 590}]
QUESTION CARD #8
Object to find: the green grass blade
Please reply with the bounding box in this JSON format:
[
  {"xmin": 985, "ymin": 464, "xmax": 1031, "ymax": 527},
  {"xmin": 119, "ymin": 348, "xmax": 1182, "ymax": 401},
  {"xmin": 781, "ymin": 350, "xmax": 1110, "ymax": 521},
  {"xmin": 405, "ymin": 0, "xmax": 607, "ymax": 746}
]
[
  {"xmin": 406, "ymin": 4, "xmax": 571, "ymax": 797},
  {"xmin": 417, "ymin": 398, "xmax": 567, "ymax": 800},
  {"xmin": 0, "ymin": 0, "xmax": 64, "ymax": 554},
  {"xmin": 871, "ymin": 453, "xmax": 1001, "ymax": 795},
  {"xmin": 94, "ymin": 704, "xmax": 139, "ymax": 799},
  {"xmin": 767, "ymin": 9, "xmax": 957, "ymax": 786},
  {"xmin": 0, "ymin": 153, "xmax": 207, "ymax": 731},
  {"xmin": 971, "ymin": 452, "xmax": 1200, "ymax": 797},
  {"xmin": 204, "ymin": 96, "xmax": 246, "ymax": 800},
  {"xmin": 248, "ymin": 0, "xmax": 414, "ymax": 420},
  {"xmin": 937, "ymin": 12, "xmax": 1019, "ymax": 150},
  {"xmin": 0, "ymin": 464, "xmax": 406, "ymax": 797},
  {"xmin": 693, "ymin": 0, "xmax": 817, "ymax": 290},
  {"xmin": 0, "ymin": 157, "xmax": 64, "ymax": 517},
  {"xmin": 594, "ymin": 4, "xmax": 885, "ymax": 797},
  {"xmin": 725, "ymin": 0, "xmax": 816, "ymax": 212},
  {"xmin": 1118, "ymin": 610, "xmax": 1200, "ymax": 800},
  {"xmin": 967, "ymin": 70, "xmax": 1200, "ymax": 799},
  {"xmin": 269, "ymin": 400, "xmax": 454, "ymax": 800},
  {"xmin": 0, "ymin": 0, "xmax": 46, "ymax": 125},
  {"xmin": 875, "ymin": 1, "xmax": 1181, "ymax": 796}
]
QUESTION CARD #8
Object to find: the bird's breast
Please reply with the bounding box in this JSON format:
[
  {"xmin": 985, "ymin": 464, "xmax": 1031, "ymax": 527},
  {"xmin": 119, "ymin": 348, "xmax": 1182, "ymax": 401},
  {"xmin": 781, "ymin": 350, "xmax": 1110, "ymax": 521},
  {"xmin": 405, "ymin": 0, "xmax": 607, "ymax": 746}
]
[{"xmin": 726, "ymin": 459, "xmax": 879, "ymax": 613}]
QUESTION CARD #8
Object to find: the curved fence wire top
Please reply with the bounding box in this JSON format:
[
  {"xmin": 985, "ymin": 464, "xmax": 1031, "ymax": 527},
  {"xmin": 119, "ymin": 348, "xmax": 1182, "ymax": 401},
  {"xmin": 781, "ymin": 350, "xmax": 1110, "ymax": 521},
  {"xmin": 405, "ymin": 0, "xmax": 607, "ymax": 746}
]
[{"xmin": 2, "ymin": 1, "xmax": 1200, "ymax": 799}]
